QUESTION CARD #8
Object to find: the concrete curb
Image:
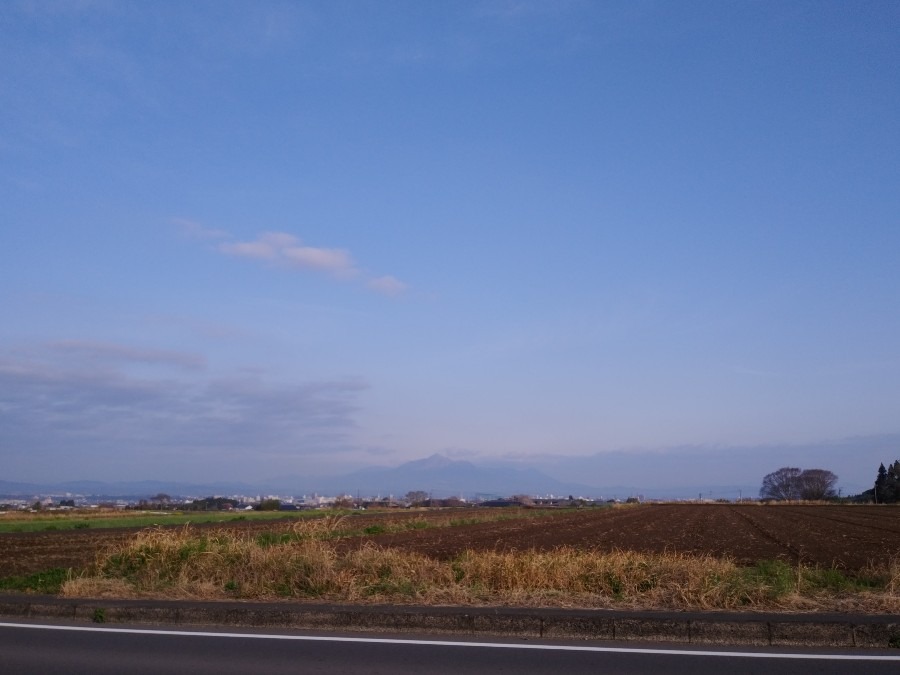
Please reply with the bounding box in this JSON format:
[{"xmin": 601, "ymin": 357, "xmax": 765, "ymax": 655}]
[{"xmin": 1, "ymin": 594, "xmax": 898, "ymax": 649}]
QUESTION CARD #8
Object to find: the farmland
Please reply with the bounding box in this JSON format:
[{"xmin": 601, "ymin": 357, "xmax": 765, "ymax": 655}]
[
  {"xmin": 2, "ymin": 505, "xmax": 899, "ymax": 578},
  {"xmin": 362, "ymin": 504, "xmax": 900, "ymax": 571},
  {"xmin": 2, "ymin": 504, "xmax": 899, "ymax": 611},
  {"xmin": 0, "ymin": 508, "xmax": 549, "ymax": 578}
]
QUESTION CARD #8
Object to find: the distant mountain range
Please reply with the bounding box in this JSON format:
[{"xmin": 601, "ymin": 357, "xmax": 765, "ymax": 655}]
[
  {"xmin": 0, "ymin": 455, "xmax": 599, "ymax": 500},
  {"xmin": 0, "ymin": 453, "xmax": 759, "ymax": 501},
  {"xmin": 276, "ymin": 453, "xmax": 602, "ymax": 499},
  {"xmin": 0, "ymin": 479, "xmax": 256, "ymax": 500}
]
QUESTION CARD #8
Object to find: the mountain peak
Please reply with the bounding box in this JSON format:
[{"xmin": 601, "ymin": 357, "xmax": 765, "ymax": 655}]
[{"xmin": 402, "ymin": 454, "xmax": 463, "ymax": 471}]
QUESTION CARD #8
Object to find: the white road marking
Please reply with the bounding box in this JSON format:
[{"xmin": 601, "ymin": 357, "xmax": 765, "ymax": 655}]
[{"xmin": 1, "ymin": 621, "xmax": 898, "ymax": 661}]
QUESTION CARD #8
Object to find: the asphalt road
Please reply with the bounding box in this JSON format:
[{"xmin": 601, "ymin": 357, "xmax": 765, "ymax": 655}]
[{"xmin": 2, "ymin": 622, "xmax": 900, "ymax": 675}]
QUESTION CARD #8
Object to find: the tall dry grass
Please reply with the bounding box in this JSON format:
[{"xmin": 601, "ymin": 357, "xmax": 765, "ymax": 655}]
[{"xmin": 61, "ymin": 521, "xmax": 900, "ymax": 612}]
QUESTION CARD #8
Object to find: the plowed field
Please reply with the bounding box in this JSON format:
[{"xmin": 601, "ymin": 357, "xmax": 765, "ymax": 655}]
[
  {"xmin": 2, "ymin": 505, "xmax": 899, "ymax": 578},
  {"xmin": 363, "ymin": 505, "xmax": 900, "ymax": 571}
]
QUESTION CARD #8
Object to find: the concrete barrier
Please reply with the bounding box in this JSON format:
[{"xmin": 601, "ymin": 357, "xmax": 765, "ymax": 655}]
[{"xmin": 1, "ymin": 594, "xmax": 898, "ymax": 649}]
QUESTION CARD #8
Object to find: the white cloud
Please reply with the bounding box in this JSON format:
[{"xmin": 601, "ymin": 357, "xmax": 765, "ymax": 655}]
[
  {"xmin": 183, "ymin": 220, "xmax": 408, "ymax": 294},
  {"xmin": 257, "ymin": 231, "xmax": 299, "ymax": 249},
  {"xmin": 219, "ymin": 239, "xmax": 279, "ymax": 260},
  {"xmin": 283, "ymin": 244, "xmax": 358, "ymax": 278},
  {"xmin": 220, "ymin": 231, "xmax": 359, "ymax": 278},
  {"xmin": 173, "ymin": 218, "xmax": 229, "ymax": 241},
  {"xmin": 367, "ymin": 275, "xmax": 408, "ymax": 296}
]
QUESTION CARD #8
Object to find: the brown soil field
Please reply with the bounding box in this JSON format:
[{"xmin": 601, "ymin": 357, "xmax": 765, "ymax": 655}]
[
  {"xmin": 358, "ymin": 504, "xmax": 900, "ymax": 571},
  {"xmin": 2, "ymin": 505, "xmax": 898, "ymax": 578}
]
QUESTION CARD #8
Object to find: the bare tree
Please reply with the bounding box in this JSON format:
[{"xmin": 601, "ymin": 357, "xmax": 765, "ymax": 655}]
[
  {"xmin": 333, "ymin": 496, "xmax": 355, "ymax": 509},
  {"xmin": 759, "ymin": 467, "xmax": 802, "ymax": 500},
  {"xmin": 760, "ymin": 467, "xmax": 839, "ymax": 501},
  {"xmin": 797, "ymin": 469, "xmax": 838, "ymax": 500}
]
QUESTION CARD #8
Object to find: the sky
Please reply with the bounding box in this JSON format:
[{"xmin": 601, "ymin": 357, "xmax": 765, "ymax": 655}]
[{"xmin": 1, "ymin": 1, "xmax": 898, "ymax": 495}]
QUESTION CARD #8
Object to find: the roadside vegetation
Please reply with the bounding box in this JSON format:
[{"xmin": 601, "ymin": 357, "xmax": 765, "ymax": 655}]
[
  {"xmin": 0, "ymin": 568, "xmax": 69, "ymax": 594},
  {"xmin": 0, "ymin": 509, "xmax": 330, "ymax": 533},
  {"xmin": 61, "ymin": 517, "xmax": 900, "ymax": 613}
]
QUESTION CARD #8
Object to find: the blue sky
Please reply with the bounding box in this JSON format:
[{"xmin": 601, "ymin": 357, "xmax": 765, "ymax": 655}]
[{"xmin": 1, "ymin": 1, "xmax": 898, "ymax": 494}]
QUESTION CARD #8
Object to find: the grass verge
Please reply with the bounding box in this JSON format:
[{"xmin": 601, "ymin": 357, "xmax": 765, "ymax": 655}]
[
  {"xmin": 0, "ymin": 510, "xmax": 335, "ymax": 533},
  {"xmin": 0, "ymin": 568, "xmax": 69, "ymax": 594},
  {"xmin": 60, "ymin": 523, "xmax": 900, "ymax": 612}
]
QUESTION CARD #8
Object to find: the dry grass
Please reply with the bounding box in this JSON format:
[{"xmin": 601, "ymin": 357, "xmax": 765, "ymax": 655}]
[{"xmin": 60, "ymin": 521, "xmax": 900, "ymax": 612}]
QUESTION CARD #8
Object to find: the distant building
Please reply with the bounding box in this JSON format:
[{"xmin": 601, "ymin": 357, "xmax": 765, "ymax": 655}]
[{"xmin": 532, "ymin": 497, "xmax": 572, "ymax": 507}]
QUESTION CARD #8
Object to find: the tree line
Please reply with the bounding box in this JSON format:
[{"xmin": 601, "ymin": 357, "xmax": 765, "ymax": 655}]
[{"xmin": 761, "ymin": 459, "xmax": 900, "ymax": 503}]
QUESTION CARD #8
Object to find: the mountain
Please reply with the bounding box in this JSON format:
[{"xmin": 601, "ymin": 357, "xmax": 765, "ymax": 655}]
[
  {"xmin": 0, "ymin": 480, "xmax": 45, "ymax": 496},
  {"xmin": 0, "ymin": 479, "xmax": 257, "ymax": 499},
  {"xmin": 283, "ymin": 454, "xmax": 603, "ymax": 498},
  {"xmin": 1, "ymin": 454, "xmax": 762, "ymax": 501}
]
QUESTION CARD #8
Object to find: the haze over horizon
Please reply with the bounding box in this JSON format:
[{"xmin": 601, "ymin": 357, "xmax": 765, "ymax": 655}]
[{"xmin": 2, "ymin": 3, "xmax": 898, "ymax": 496}]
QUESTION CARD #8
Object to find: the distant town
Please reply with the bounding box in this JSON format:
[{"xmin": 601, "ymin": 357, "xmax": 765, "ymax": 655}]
[{"xmin": 0, "ymin": 490, "xmax": 653, "ymax": 513}]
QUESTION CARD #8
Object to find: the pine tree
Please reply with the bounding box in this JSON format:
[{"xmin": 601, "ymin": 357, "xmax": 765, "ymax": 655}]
[
  {"xmin": 887, "ymin": 460, "xmax": 900, "ymax": 503},
  {"xmin": 875, "ymin": 463, "xmax": 888, "ymax": 503},
  {"xmin": 875, "ymin": 460, "xmax": 900, "ymax": 504}
]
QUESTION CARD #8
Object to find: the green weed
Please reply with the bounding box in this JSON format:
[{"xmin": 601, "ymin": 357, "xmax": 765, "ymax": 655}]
[
  {"xmin": 0, "ymin": 568, "xmax": 69, "ymax": 594},
  {"xmin": 741, "ymin": 559, "xmax": 796, "ymax": 598}
]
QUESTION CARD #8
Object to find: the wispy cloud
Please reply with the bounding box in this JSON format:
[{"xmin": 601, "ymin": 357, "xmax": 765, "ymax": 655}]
[
  {"xmin": 367, "ymin": 275, "xmax": 408, "ymax": 296},
  {"xmin": 175, "ymin": 218, "xmax": 229, "ymax": 241},
  {"xmin": 47, "ymin": 339, "xmax": 206, "ymax": 370},
  {"xmin": 178, "ymin": 219, "xmax": 407, "ymax": 295},
  {"xmin": 220, "ymin": 231, "xmax": 359, "ymax": 279},
  {"xmin": 0, "ymin": 345, "xmax": 368, "ymax": 480}
]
